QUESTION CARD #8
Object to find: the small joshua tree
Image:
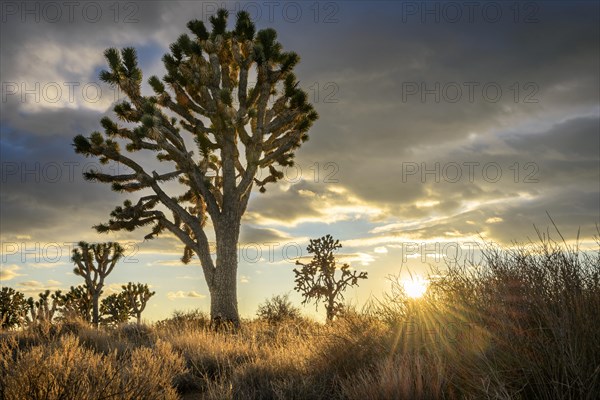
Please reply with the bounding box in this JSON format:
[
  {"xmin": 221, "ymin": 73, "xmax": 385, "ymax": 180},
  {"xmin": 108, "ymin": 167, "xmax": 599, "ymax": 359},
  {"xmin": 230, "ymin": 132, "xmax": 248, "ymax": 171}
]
[
  {"xmin": 71, "ymin": 241, "xmax": 124, "ymax": 326},
  {"xmin": 100, "ymin": 292, "xmax": 131, "ymax": 325},
  {"xmin": 121, "ymin": 282, "xmax": 155, "ymax": 324},
  {"xmin": 293, "ymin": 235, "xmax": 368, "ymax": 322},
  {"xmin": 60, "ymin": 284, "xmax": 95, "ymax": 322},
  {"xmin": 0, "ymin": 287, "xmax": 29, "ymax": 329}
]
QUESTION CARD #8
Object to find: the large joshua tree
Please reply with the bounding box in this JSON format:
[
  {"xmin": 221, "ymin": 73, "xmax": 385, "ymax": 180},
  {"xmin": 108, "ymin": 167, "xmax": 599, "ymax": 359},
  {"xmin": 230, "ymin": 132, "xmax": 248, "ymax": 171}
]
[
  {"xmin": 71, "ymin": 241, "xmax": 124, "ymax": 326},
  {"xmin": 73, "ymin": 10, "xmax": 318, "ymax": 325}
]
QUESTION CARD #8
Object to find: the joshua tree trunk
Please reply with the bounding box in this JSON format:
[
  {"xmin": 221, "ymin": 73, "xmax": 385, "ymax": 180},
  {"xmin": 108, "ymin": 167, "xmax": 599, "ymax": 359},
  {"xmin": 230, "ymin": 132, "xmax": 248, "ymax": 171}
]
[
  {"xmin": 210, "ymin": 217, "xmax": 241, "ymax": 327},
  {"xmin": 92, "ymin": 290, "xmax": 100, "ymax": 327},
  {"xmin": 326, "ymin": 298, "xmax": 335, "ymax": 322},
  {"xmin": 136, "ymin": 313, "xmax": 141, "ymax": 325}
]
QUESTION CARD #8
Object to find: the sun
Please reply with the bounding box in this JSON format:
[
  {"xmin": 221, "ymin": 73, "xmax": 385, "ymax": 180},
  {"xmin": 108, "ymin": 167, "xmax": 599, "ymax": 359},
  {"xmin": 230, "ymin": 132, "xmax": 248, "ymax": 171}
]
[{"xmin": 402, "ymin": 276, "xmax": 429, "ymax": 299}]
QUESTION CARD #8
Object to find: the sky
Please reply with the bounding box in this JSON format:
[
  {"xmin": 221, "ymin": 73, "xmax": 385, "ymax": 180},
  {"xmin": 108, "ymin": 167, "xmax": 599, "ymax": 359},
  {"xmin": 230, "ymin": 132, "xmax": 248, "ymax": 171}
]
[{"xmin": 1, "ymin": 1, "xmax": 599, "ymax": 321}]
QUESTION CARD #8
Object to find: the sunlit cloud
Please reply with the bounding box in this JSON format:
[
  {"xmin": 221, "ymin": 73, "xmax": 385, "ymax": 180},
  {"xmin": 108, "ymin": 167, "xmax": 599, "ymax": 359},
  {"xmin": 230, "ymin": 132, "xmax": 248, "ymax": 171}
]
[
  {"xmin": 14, "ymin": 279, "xmax": 63, "ymax": 295},
  {"xmin": 167, "ymin": 290, "xmax": 206, "ymax": 300},
  {"xmin": 18, "ymin": 280, "xmax": 43, "ymax": 288},
  {"xmin": 374, "ymin": 246, "xmax": 388, "ymax": 254},
  {"xmin": 416, "ymin": 200, "xmax": 441, "ymax": 208},
  {"xmin": 246, "ymin": 183, "xmax": 385, "ymax": 227},
  {"xmin": 149, "ymin": 259, "xmax": 196, "ymax": 267},
  {"xmin": 0, "ymin": 264, "xmax": 24, "ymax": 281}
]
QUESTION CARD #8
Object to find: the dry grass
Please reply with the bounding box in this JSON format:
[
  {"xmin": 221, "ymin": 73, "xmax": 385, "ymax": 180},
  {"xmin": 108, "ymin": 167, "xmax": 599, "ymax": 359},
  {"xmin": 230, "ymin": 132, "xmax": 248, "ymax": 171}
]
[
  {"xmin": 0, "ymin": 334, "xmax": 184, "ymax": 400},
  {"xmin": 1, "ymin": 233, "xmax": 598, "ymax": 399}
]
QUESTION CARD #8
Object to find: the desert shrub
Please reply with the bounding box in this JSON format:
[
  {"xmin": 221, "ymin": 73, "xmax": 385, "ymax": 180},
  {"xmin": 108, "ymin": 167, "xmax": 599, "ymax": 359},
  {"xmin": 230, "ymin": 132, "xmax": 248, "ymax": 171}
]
[
  {"xmin": 311, "ymin": 313, "xmax": 389, "ymax": 381},
  {"xmin": 256, "ymin": 293, "xmax": 302, "ymax": 324},
  {"xmin": 0, "ymin": 287, "xmax": 29, "ymax": 329},
  {"xmin": 121, "ymin": 340, "xmax": 186, "ymax": 399},
  {"xmin": 0, "ymin": 334, "xmax": 185, "ymax": 400},
  {"xmin": 0, "ymin": 335, "xmax": 113, "ymax": 400},
  {"xmin": 339, "ymin": 353, "xmax": 448, "ymax": 400},
  {"xmin": 156, "ymin": 309, "xmax": 211, "ymax": 332},
  {"xmin": 25, "ymin": 319, "xmax": 60, "ymax": 342},
  {"xmin": 231, "ymin": 358, "xmax": 318, "ymax": 400},
  {"xmin": 165, "ymin": 318, "xmax": 321, "ymax": 398},
  {"xmin": 213, "ymin": 321, "xmax": 322, "ymax": 400},
  {"xmin": 56, "ymin": 315, "xmax": 90, "ymax": 336},
  {"xmin": 427, "ymin": 232, "xmax": 600, "ymax": 399},
  {"xmin": 113, "ymin": 322, "xmax": 156, "ymax": 347},
  {"xmin": 167, "ymin": 328, "xmax": 252, "ymax": 383}
]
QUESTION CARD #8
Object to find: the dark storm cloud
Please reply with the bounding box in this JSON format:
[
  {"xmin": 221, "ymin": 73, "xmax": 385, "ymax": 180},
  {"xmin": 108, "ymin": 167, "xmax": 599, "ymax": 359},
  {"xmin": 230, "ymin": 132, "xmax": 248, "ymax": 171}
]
[
  {"xmin": 245, "ymin": 180, "xmax": 336, "ymax": 225},
  {"xmin": 0, "ymin": 122, "xmax": 122, "ymax": 237},
  {"xmin": 240, "ymin": 226, "xmax": 291, "ymax": 244},
  {"xmin": 1, "ymin": 0, "xmax": 598, "ymax": 247},
  {"xmin": 504, "ymin": 117, "xmax": 600, "ymax": 160},
  {"xmin": 362, "ymin": 115, "xmax": 600, "ymax": 242},
  {"xmin": 400, "ymin": 186, "xmax": 600, "ymax": 245},
  {"xmin": 285, "ymin": 1, "xmax": 599, "ymax": 190},
  {"xmin": 0, "ymin": 101, "xmax": 108, "ymax": 139}
]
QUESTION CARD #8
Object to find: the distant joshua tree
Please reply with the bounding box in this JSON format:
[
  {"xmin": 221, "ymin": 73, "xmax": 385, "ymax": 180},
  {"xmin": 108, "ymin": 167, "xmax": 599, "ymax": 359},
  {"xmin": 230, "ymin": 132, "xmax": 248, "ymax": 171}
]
[
  {"xmin": 60, "ymin": 284, "xmax": 95, "ymax": 322},
  {"xmin": 294, "ymin": 235, "xmax": 368, "ymax": 322},
  {"xmin": 121, "ymin": 282, "xmax": 155, "ymax": 324},
  {"xmin": 71, "ymin": 241, "xmax": 124, "ymax": 326}
]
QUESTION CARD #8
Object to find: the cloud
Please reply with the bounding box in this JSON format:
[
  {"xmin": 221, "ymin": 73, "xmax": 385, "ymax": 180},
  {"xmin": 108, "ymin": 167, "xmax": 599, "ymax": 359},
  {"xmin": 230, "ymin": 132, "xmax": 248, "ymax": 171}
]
[
  {"xmin": 240, "ymin": 226, "xmax": 291, "ymax": 244},
  {"xmin": 13, "ymin": 279, "xmax": 63, "ymax": 296},
  {"xmin": 2, "ymin": 5, "xmax": 597, "ymax": 247},
  {"xmin": 374, "ymin": 246, "xmax": 388, "ymax": 254},
  {"xmin": 167, "ymin": 290, "xmax": 206, "ymax": 300},
  {"xmin": 150, "ymin": 259, "xmax": 194, "ymax": 267},
  {"xmin": 103, "ymin": 283, "xmax": 126, "ymax": 295},
  {"xmin": 31, "ymin": 263, "xmax": 68, "ymax": 269},
  {"xmin": 0, "ymin": 264, "xmax": 24, "ymax": 281},
  {"xmin": 245, "ymin": 181, "xmax": 384, "ymax": 227},
  {"xmin": 18, "ymin": 280, "xmax": 43, "ymax": 288},
  {"xmin": 296, "ymin": 252, "xmax": 376, "ymax": 267}
]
